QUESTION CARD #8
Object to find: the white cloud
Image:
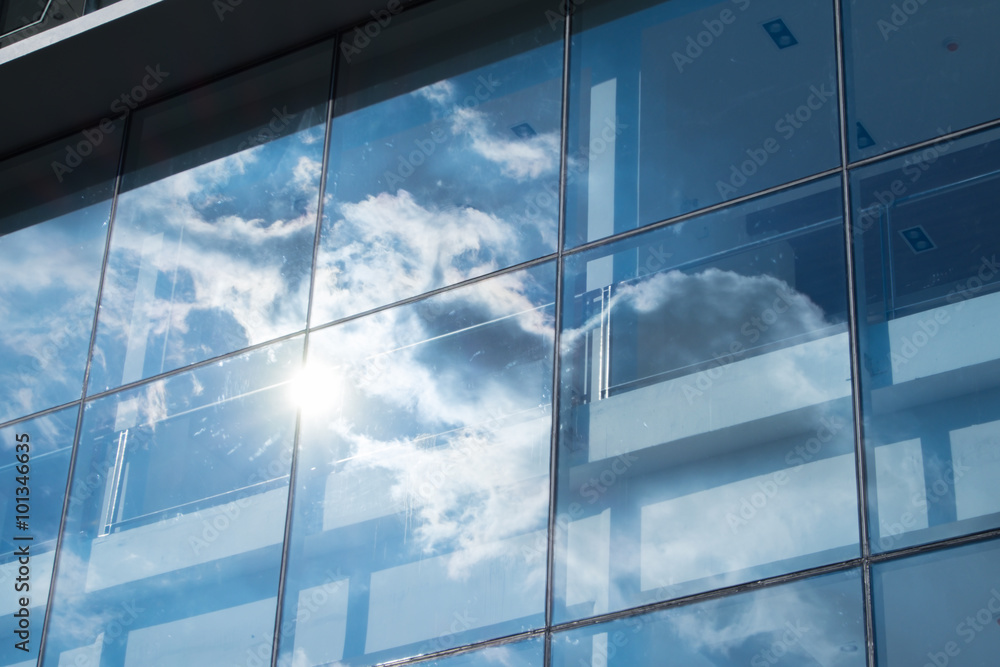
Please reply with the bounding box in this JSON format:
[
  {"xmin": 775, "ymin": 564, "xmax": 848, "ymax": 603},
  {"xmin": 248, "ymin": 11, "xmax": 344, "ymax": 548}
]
[
  {"xmin": 450, "ymin": 107, "xmax": 560, "ymax": 180},
  {"xmin": 414, "ymin": 80, "xmax": 457, "ymax": 107},
  {"xmin": 314, "ymin": 189, "xmax": 519, "ymax": 321}
]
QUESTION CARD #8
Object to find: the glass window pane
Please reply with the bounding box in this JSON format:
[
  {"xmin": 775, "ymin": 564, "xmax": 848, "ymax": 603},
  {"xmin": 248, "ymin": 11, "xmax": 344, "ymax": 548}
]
[
  {"xmin": 0, "ymin": 128, "xmax": 121, "ymax": 423},
  {"xmin": 86, "ymin": 43, "xmax": 333, "ymax": 395},
  {"xmin": 552, "ymin": 569, "xmax": 865, "ymax": 666},
  {"xmin": 41, "ymin": 339, "xmax": 303, "ymax": 667},
  {"xmin": 417, "ymin": 637, "xmax": 543, "ymax": 667},
  {"xmin": 0, "ymin": 407, "xmax": 77, "ymax": 667},
  {"xmin": 278, "ymin": 263, "xmax": 555, "ymax": 666},
  {"xmin": 555, "ymin": 177, "xmax": 858, "ymax": 622},
  {"xmin": 873, "ymin": 538, "xmax": 1000, "ymax": 666},
  {"xmin": 853, "ymin": 126, "xmax": 1000, "ymax": 553},
  {"xmin": 844, "ymin": 0, "xmax": 1000, "ymax": 161},
  {"xmin": 311, "ymin": 0, "xmax": 563, "ymax": 325},
  {"xmin": 564, "ymin": 0, "xmax": 840, "ymax": 247}
]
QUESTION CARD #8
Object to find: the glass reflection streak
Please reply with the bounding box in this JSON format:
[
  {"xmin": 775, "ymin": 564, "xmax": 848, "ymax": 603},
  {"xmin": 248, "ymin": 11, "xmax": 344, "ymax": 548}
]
[
  {"xmin": 280, "ymin": 263, "xmax": 555, "ymax": 666},
  {"xmin": 556, "ymin": 178, "xmax": 859, "ymax": 621},
  {"xmin": 42, "ymin": 339, "xmax": 302, "ymax": 667}
]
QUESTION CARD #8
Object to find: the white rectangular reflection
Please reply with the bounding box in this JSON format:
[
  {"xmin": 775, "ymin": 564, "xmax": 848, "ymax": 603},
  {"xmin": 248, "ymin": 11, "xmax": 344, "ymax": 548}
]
[
  {"xmin": 640, "ymin": 454, "xmax": 857, "ymax": 590},
  {"xmin": 951, "ymin": 420, "xmax": 1000, "ymax": 520},
  {"xmin": 365, "ymin": 531, "xmax": 544, "ymax": 653}
]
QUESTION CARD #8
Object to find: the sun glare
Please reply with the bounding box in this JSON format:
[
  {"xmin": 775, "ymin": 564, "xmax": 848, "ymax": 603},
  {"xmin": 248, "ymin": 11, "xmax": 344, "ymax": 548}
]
[{"xmin": 289, "ymin": 364, "xmax": 341, "ymax": 414}]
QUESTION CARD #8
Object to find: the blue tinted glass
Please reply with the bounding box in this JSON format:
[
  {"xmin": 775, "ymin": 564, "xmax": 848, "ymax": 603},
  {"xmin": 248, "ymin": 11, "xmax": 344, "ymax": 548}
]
[
  {"xmin": 41, "ymin": 339, "xmax": 302, "ymax": 666},
  {"xmin": 0, "ymin": 130, "xmax": 120, "ymax": 423},
  {"xmin": 853, "ymin": 126, "xmax": 1000, "ymax": 553},
  {"xmin": 311, "ymin": 0, "xmax": 563, "ymax": 324},
  {"xmin": 873, "ymin": 538, "xmax": 1000, "ymax": 666},
  {"xmin": 86, "ymin": 44, "xmax": 332, "ymax": 395},
  {"xmin": 0, "ymin": 407, "xmax": 77, "ymax": 667},
  {"xmin": 552, "ymin": 569, "xmax": 865, "ymax": 666},
  {"xmin": 418, "ymin": 637, "xmax": 543, "ymax": 667},
  {"xmin": 564, "ymin": 0, "xmax": 840, "ymax": 247},
  {"xmin": 844, "ymin": 0, "xmax": 1000, "ymax": 161},
  {"xmin": 278, "ymin": 263, "xmax": 555, "ymax": 666},
  {"xmin": 555, "ymin": 177, "xmax": 858, "ymax": 621}
]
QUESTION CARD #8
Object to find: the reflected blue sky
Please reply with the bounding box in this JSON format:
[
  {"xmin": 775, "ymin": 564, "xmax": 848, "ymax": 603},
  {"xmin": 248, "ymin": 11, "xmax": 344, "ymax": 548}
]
[
  {"xmin": 87, "ymin": 124, "xmax": 325, "ymax": 395},
  {"xmin": 312, "ymin": 5, "xmax": 563, "ymax": 325},
  {"xmin": 0, "ymin": 407, "xmax": 77, "ymax": 667},
  {"xmin": 43, "ymin": 339, "xmax": 302, "ymax": 667},
  {"xmin": 556, "ymin": 178, "xmax": 858, "ymax": 621},
  {"xmin": 552, "ymin": 569, "xmax": 865, "ymax": 666},
  {"xmin": 852, "ymin": 127, "xmax": 1000, "ymax": 553},
  {"xmin": 85, "ymin": 43, "xmax": 333, "ymax": 396},
  {"xmin": 420, "ymin": 637, "xmax": 544, "ymax": 667},
  {"xmin": 0, "ymin": 206, "xmax": 109, "ymax": 423},
  {"xmin": 874, "ymin": 538, "xmax": 1000, "ymax": 666},
  {"xmin": 280, "ymin": 263, "xmax": 555, "ymax": 666}
]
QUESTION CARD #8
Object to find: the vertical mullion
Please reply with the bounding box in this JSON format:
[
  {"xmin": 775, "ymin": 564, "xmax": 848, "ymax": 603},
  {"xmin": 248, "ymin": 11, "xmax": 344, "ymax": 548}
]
[
  {"xmin": 36, "ymin": 110, "xmax": 133, "ymax": 667},
  {"xmin": 832, "ymin": 0, "xmax": 876, "ymax": 664},
  {"xmin": 270, "ymin": 35, "xmax": 341, "ymax": 667},
  {"xmin": 544, "ymin": 2, "xmax": 574, "ymax": 665}
]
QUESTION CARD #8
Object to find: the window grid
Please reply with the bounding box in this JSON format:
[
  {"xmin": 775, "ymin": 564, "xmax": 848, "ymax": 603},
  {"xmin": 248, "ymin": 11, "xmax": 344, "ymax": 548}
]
[{"xmin": 0, "ymin": 0, "xmax": 995, "ymax": 665}]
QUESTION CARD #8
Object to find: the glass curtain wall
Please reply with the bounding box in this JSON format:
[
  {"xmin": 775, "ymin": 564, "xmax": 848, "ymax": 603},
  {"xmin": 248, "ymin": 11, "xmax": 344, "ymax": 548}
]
[{"xmin": 0, "ymin": 0, "xmax": 998, "ymax": 665}]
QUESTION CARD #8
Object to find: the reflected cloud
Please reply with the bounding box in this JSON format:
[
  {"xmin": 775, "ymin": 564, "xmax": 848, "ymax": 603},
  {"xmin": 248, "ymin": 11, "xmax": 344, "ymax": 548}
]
[
  {"xmin": 565, "ymin": 267, "xmax": 832, "ymax": 358},
  {"xmin": 451, "ymin": 107, "xmax": 560, "ymax": 180},
  {"xmin": 0, "ymin": 209, "xmax": 108, "ymax": 421},
  {"xmin": 317, "ymin": 189, "xmax": 517, "ymax": 318},
  {"xmin": 414, "ymin": 80, "xmax": 458, "ymax": 107},
  {"xmin": 90, "ymin": 131, "xmax": 323, "ymax": 391},
  {"xmin": 558, "ymin": 258, "xmax": 856, "ymax": 616},
  {"xmin": 303, "ymin": 265, "xmax": 554, "ymax": 581}
]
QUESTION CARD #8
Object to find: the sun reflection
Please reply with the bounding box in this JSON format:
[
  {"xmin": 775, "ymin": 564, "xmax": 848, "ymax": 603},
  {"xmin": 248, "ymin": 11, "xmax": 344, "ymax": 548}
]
[{"xmin": 288, "ymin": 363, "xmax": 342, "ymax": 414}]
